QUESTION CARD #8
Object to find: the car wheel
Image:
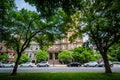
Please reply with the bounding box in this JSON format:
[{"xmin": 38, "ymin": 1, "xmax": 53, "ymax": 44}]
[
  {"xmin": 29, "ymin": 65, "xmax": 32, "ymax": 67},
  {"xmin": 95, "ymin": 65, "xmax": 98, "ymax": 67},
  {"xmin": 110, "ymin": 64, "xmax": 113, "ymax": 67},
  {"xmin": 20, "ymin": 65, "xmax": 23, "ymax": 67},
  {"xmin": 78, "ymin": 65, "xmax": 80, "ymax": 67},
  {"xmin": 37, "ymin": 65, "xmax": 39, "ymax": 67},
  {"xmin": 86, "ymin": 65, "xmax": 89, "ymax": 67}
]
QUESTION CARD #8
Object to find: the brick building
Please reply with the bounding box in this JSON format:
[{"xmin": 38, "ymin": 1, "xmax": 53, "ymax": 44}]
[
  {"xmin": 24, "ymin": 33, "xmax": 83, "ymax": 64},
  {"xmin": 0, "ymin": 43, "xmax": 15, "ymax": 62}
]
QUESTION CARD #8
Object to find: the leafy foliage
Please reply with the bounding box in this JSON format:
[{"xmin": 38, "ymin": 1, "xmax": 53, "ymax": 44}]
[
  {"xmin": 79, "ymin": 0, "xmax": 120, "ymax": 73},
  {"xmin": 19, "ymin": 53, "xmax": 29, "ymax": 63},
  {"xmin": 72, "ymin": 46, "xmax": 99, "ymax": 63},
  {"xmin": 0, "ymin": 53, "xmax": 8, "ymax": 62},
  {"xmin": 35, "ymin": 50, "xmax": 48, "ymax": 62},
  {"xmin": 24, "ymin": 0, "xmax": 81, "ymax": 17},
  {"xmin": 58, "ymin": 50, "xmax": 72, "ymax": 64},
  {"xmin": 108, "ymin": 44, "xmax": 120, "ymax": 61},
  {"xmin": 0, "ymin": 0, "xmax": 15, "ymax": 42}
]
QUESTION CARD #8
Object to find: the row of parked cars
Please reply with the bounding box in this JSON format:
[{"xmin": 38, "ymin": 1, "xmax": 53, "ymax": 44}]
[
  {"xmin": 0, "ymin": 62, "xmax": 15, "ymax": 67},
  {"xmin": 67, "ymin": 61, "xmax": 113, "ymax": 67},
  {"xmin": 0, "ymin": 61, "xmax": 113, "ymax": 68},
  {"xmin": 0, "ymin": 61, "xmax": 50, "ymax": 68}
]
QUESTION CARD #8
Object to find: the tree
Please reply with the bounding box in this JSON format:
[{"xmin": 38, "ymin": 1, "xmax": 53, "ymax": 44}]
[
  {"xmin": 0, "ymin": 0, "xmax": 15, "ymax": 42},
  {"xmin": 72, "ymin": 46, "xmax": 99, "ymax": 63},
  {"xmin": 3, "ymin": 8, "xmax": 65, "ymax": 75},
  {"xmin": 35, "ymin": 50, "xmax": 48, "ymax": 62},
  {"xmin": 58, "ymin": 50, "xmax": 72, "ymax": 64},
  {"xmin": 67, "ymin": 0, "xmax": 120, "ymax": 73},
  {"xmin": 108, "ymin": 43, "xmax": 120, "ymax": 61},
  {"xmin": 0, "ymin": 0, "xmax": 67, "ymax": 75},
  {"xmin": 0, "ymin": 53, "xmax": 8, "ymax": 62},
  {"xmin": 19, "ymin": 53, "xmax": 29, "ymax": 63},
  {"xmin": 80, "ymin": 0, "xmax": 120, "ymax": 73}
]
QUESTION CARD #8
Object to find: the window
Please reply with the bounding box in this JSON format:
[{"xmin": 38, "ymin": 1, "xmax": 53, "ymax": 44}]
[
  {"xmin": 49, "ymin": 54, "xmax": 52, "ymax": 59},
  {"xmin": 55, "ymin": 53, "xmax": 58, "ymax": 59},
  {"xmin": 29, "ymin": 54, "xmax": 31, "ymax": 58},
  {"xmin": 36, "ymin": 47, "xmax": 38, "ymax": 50},
  {"xmin": 31, "ymin": 47, "xmax": 33, "ymax": 50},
  {"xmin": 62, "ymin": 39, "xmax": 65, "ymax": 43},
  {"xmin": 0, "ymin": 47, "xmax": 2, "ymax": 50},
  {"xmin": 71, "ymin": 43, "xmax": 74, "ymax": 49}
]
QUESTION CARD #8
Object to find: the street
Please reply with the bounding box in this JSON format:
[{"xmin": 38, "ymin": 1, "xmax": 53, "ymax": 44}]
[{"xmin": 0, "ymin": 64, "xmax": 120, "ymax": 73}]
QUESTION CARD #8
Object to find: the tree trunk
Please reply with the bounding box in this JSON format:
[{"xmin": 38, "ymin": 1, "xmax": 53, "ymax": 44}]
[
  {"xmin": 11, "ymin": 53, "xmax": 21, "ymax": 75},
  {"xmin": 101, "ymin": 53, "xmax": 112, "ymax": 73}
]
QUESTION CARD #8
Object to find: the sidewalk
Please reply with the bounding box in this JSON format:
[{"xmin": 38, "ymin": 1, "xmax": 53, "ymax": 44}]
[{"xmin": 50, "ymin": 64, "xmax": 66, "ymax": 67}]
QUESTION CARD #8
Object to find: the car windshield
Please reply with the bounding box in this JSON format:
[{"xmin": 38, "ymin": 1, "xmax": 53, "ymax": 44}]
[
  {"xmin": 41, "ymin": 61, "xmax": 47, "ymax": 63},
  {"xmin": 89, "ymin": 61, "xmax": 96, "ymax": 63},
  {"xmin": 25, "ymin": 62, "xmax": 31, "ymax": 64}
]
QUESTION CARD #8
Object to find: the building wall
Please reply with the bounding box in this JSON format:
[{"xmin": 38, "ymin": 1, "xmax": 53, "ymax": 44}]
[
  {"xmin": 0, "ymin": 43, "xmax": 15, "ymax": 62},
  {"xmin": 24, "ymin": 36, "xmax": 83, "ymax": 63},
  {"xmin": 24, "ymin": 41, "xmax": 39, "ymax": 62}
]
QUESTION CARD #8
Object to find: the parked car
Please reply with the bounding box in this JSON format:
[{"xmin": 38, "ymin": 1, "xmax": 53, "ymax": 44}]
[
  {"xmin": 67, "ymin": 62, "xmax": 81, "ymax": 67},
  {"xmin": 2, "ymin": 62, "xmax": 15, "ymax": 67},
  {"xmin": 83, "ymin": 61, "xmax": 98, "ymax": 67},
  {"xmin": 98, "ymin": 61, "xmax": 113, "ymax": 67},
  {"xmin": 20, "ymin": 62, "xmax": 35, "ymax": 67},
  {"xmin": 37, "ymin": 61, "xmax": 49, "ymax": 67},
  {"xmin": 0, "ymin": 62, "xmax": 3, "ymax": 67}
]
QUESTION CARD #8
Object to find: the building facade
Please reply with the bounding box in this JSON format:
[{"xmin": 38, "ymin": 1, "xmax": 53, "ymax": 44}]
[
  {"xmin": 1, "ymin": 33, "xmax": 83, "ymax": 64},
  {"xmin": 0, "ymin": 43, "xmax": 15, "ymax": 62},
  {"xmin": 24, "ymin": 35, "xmax": 83, "ymax": 64}
]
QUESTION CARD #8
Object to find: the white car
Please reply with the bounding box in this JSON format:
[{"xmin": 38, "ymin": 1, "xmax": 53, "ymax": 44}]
[
  {"xmin": 0, "ymin": 62, "xmax": 3, "ymax": 67},
  {"xmin": 20, "ymin": 62, "xmax": 35, "ymax": 67},
  {"xmin": 2, "ymin": 62, "xmax": 15, "ymax": 67},
  {"xmin": 83, "ymin": 61, "xmax": 98, "ymax": 67},
  {"xmin": 98, "ymin": 61, "xmax": 113, "ymax": 67},
  {"xmin": 37, "ymin": 61, "xmax": 49, "ymax": 67}
]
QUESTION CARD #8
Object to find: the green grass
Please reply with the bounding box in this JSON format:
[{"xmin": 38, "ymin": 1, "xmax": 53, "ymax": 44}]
[{"xmin": 0, "ymin": 73, "xmax": 120, "ymax": 80}]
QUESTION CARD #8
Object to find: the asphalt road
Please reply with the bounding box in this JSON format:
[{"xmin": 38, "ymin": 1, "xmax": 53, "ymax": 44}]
[{"xmin": 0, "ymin": 64, "xmax": 120, "ymax": 73}]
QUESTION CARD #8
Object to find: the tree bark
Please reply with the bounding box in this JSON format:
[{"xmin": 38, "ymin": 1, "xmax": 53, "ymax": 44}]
[
  {"xmin": 101, "ymin": 53, "xmax": 112, "ymax": 73},
  {"xmin": 11, "ymin": 53, "xmax": 21, "ymax": 75}
]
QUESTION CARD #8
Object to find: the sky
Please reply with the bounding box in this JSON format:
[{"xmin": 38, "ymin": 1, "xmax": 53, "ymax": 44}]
[
  {"xmin": 15, "ymin": 0, "xmax": 36, "ymax": 11},
  {"xmin": 14, "ymin": 0, "xmax": 88, "ymax": 42}
]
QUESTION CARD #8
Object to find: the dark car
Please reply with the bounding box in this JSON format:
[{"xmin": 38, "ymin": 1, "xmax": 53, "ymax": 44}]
[
  {"xmin": 98, "ymin": 61, "xmax": 113, "ymax": 67},
  {"xmin": 67, "ymin": 62, "xmax": 81, "ymax": 67}
]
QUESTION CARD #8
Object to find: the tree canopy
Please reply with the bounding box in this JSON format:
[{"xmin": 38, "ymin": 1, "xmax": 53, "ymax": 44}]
[
  {"xmin": 72, "ymin": 46, "xmax": 99, "ymax": 63},
  {"xmin": 108, "ymin": 44, "xmax": 120, "ymax": 61},
  {"xmin": 0, "ymin": 53, "xmax": 8, "ymax": 62},
  {"xmin": 25, "ymin": 0, "xmax": 120, "ymax": 73},
  {"xmin": 58, "ymin": 50, "xmax": 72, "ymax": 64},
  {"xmin": 0, "ymin": 0, "xmax": 15, "ymax": 42},
  {"xmin": 19, "ymin": 53, "xmax": 29, "ymax": 63},
  {"xmin": 35, "ymin": 50, "xmax": 48, "ymax": 62}
]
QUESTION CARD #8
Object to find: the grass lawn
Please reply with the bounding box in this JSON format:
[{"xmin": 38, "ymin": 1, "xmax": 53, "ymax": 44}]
[{"xmin": 0, "ymin": 72, "xmax": 120, "ymax": 80}]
